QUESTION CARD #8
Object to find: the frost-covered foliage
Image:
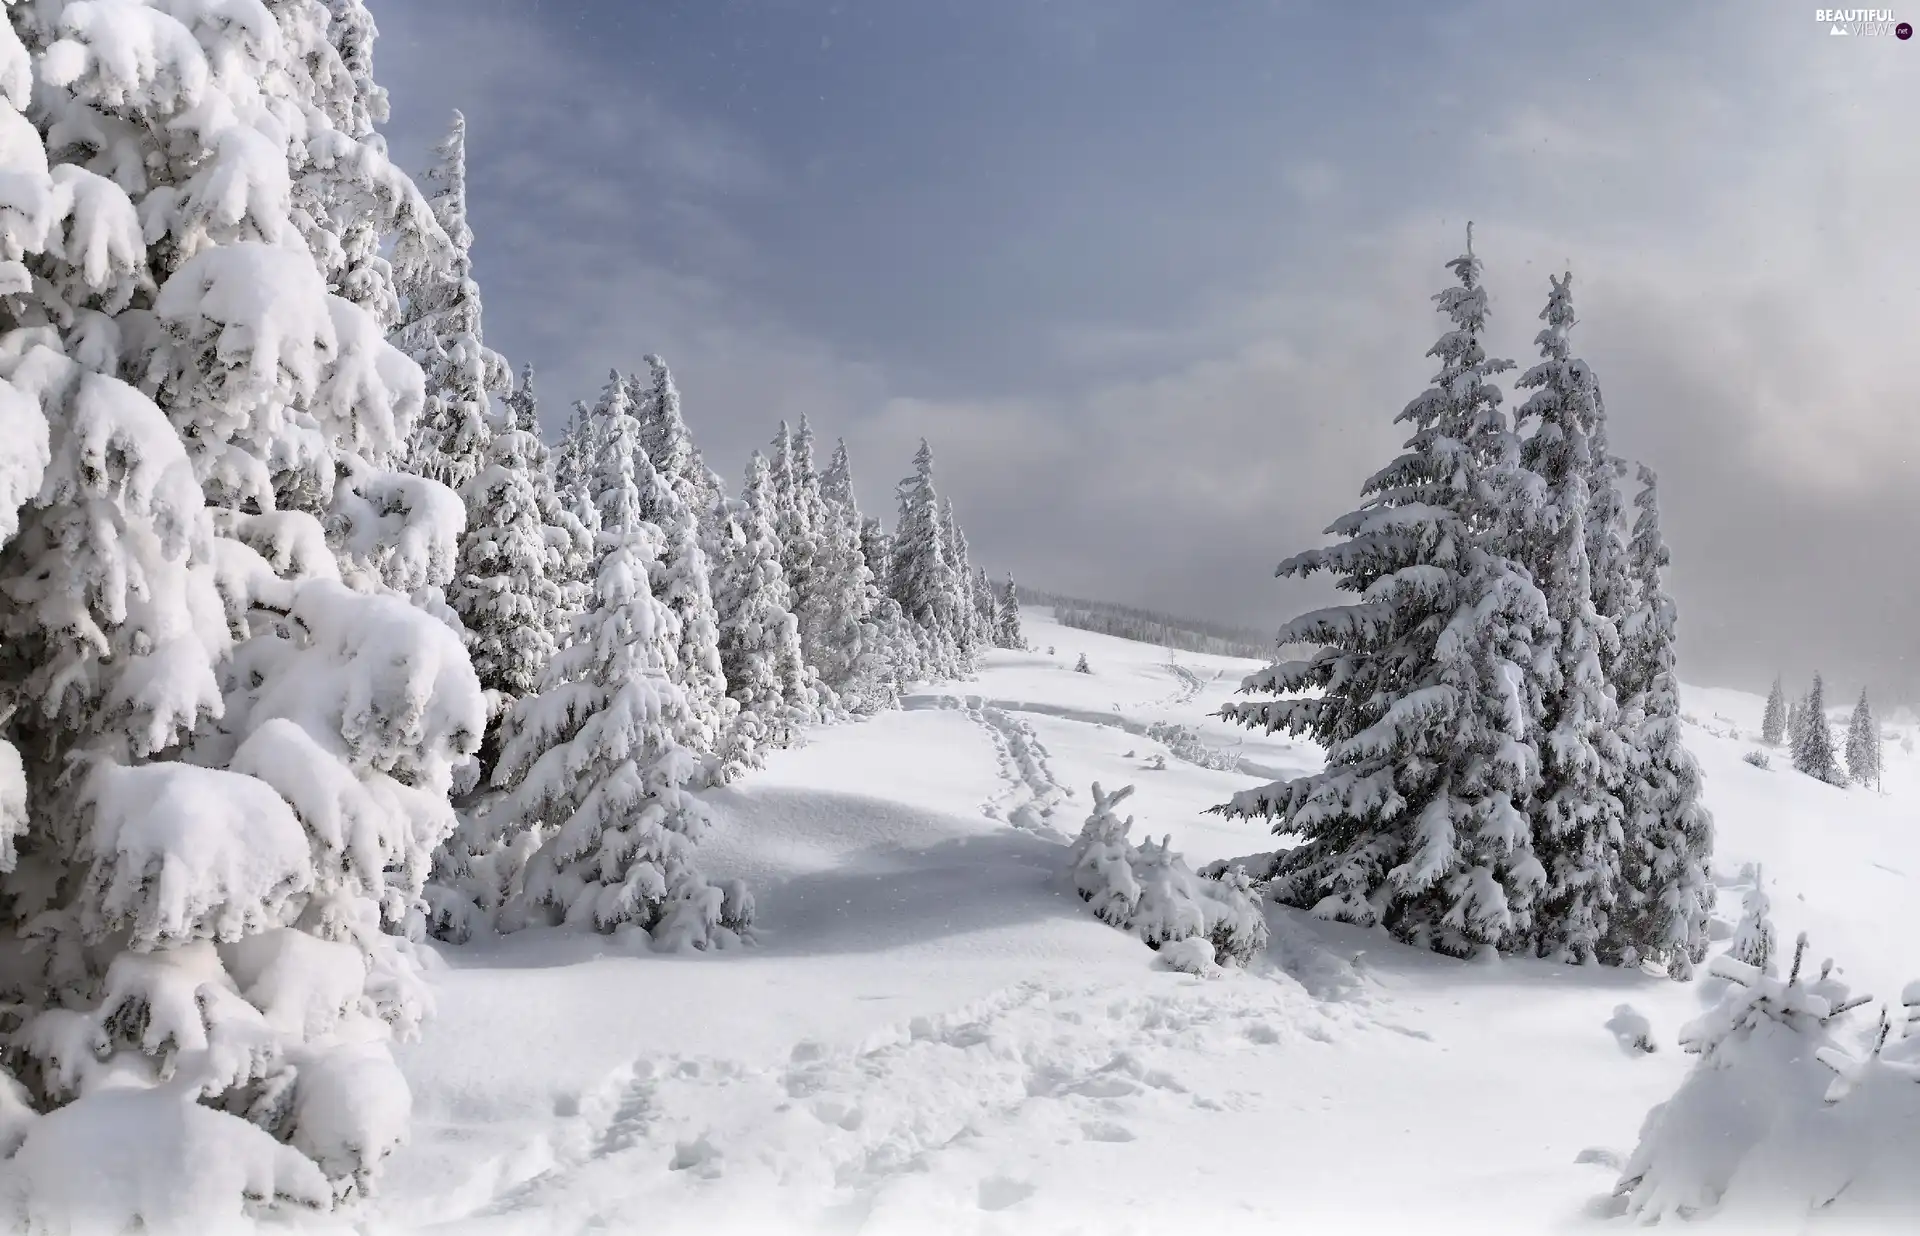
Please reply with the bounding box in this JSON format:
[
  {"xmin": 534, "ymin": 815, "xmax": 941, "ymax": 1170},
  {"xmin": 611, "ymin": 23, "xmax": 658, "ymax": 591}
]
[
  {"xmin": 941, "ymin": 498, "xmax": 981, "ymax": 664},
  {"xmin": 1792, "ymin": 673, "xmax": 1841, "ymax": 784},
  {"xmin": 491, "ymin": 408, "xmax": 749, "ymax": 945},
  {"xmin": 1845, "ymin": 689, "xmax": 1880, "ymax": 790},
  {"xmin": 1727, "ymin": 872, "xmax": 1777, "ymax": 976},
  {"xmin": 450, "ymin": 371, "xmax": 562, "ymax": 721},
  {"xmin": 889, "ymin": 440, "xmax": 967, "ymax": 680},
  {"xmin": 395, "ymin": 111, "xmax": 509, "ymax": 492},
  {"xmin": 627, "ymin": 357, "xmax": 734, "ymax": 777},
  {"xmin": 1613, "ymin": 934, "xmax": 1898, "ymax": 1225},
  {"xmin": 1511, "ymin": 272, "xmax": 1629, "ymax": 965},
  {"xmin": 1611, "ymin": 465, "xmax": 1714, "ymax": 976},
  {"xmin": 812, "ymin": 438, "xmax": 898, "ymax": 713},
  {"xmin": 1144, "ymin": 721, "xmax": 1239, "ymax": 772},
  {"xmin": 1761, "ymin": 676, "xmax": 1787, "ymax": 746},
  {"xmin": 0, "ymin": 0, "xmax": 486, "ymax": 1217},
  {"xmin": 1215, "ymin": 228, "xmax": 1550, "ymax": 958},
  {"xmin": 995, "ymin": 576, "xmax": 1027, "ymax": 650},
  {"xmin": 1741, "ymin": 750, "xmax": 1770, "ymax": 770},
  {"xmin": 1066, "ymin": 783, "xmax": 1268, "ymax": 967},
  {"xmin": 714, "ymin": 453, "xmax": 815, "ymax": 757}
]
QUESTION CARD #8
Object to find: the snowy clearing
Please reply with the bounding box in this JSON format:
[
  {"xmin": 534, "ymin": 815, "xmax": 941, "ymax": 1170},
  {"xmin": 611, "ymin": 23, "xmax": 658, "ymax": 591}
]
[{"xmin": 338, "ymin": 609, "xmax": 1920, "ymax": 1236}]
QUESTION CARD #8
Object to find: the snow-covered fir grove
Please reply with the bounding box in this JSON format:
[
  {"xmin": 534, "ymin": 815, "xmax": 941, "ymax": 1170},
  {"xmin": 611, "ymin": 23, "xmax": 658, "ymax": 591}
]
[{"xmin": 0, "ymin": 3, "xmax": 1911, "ymax": 1235}]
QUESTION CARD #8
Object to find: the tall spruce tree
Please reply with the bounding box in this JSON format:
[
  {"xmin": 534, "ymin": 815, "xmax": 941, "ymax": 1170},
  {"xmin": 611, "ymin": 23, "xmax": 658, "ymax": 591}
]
[
  {"xmin": 812, "ymin": 439, "xmax": 895, "ymax": 712},
  {"xmin": 634, "ymin": 355, "xmax": 727, "ymax": 560},
  {"xmin": 1793, "ymin": 673, "xmax": 1840, "ymax": 783},
  {"xmin": 997, "ymin": 575, "xmax": 1028, "ymax": 650},
  {"xmin": 940, "ymin": 498, "xmax": 980, "ymax": 670},
  {"xmin": 493, "ymin": 368, "xmax": 747, "ymax": 946},
  {"xmin": 0, "ymin": 3, "xmax": 490, "ymax": 1208},
  {"xmin": 395, "ymin": 111, "xmax": 510, "ymax": 492},
  {"xmin": 1213, "ymin": 228, "xmax": 1551, "ymax": 957},
  {"xmin": 1761, "ymin": 676, "xmax": 1788, "ymax": 746},
  {"xmin": 1584, "ymin": 379, "xmax": 1635, "ymax": 708},
  {"xmin": 890, "ymin": 441, "xmax": 964, "ymax": 679},
  {"xmin": 1611, "ymin": 465, "xmax": 1714, "ymax": 976},
  {"xmin": 448, "ymin": 369, "xmax": 563, "ymax": 741},
  {"xmin": 715, "ymin": 454, "xmax": 817, "ymax": 751},
  {"xmin": 1511, "ymin": 272, "xmax": 1629, "ymax": 963},
  {"xmin": 1845, "ymin": 688, "xmax": 1880, "ymax": 790}
]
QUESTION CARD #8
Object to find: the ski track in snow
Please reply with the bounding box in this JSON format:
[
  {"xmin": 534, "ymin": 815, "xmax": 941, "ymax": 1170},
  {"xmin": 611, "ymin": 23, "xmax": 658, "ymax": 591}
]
[
  {"xmin": 904, "ymin": 693, "xmax": 1076, "ymax": 838},
  {"xmin": 440, "ymin": 965, "xmax": 1372, "ymax": 1235}
]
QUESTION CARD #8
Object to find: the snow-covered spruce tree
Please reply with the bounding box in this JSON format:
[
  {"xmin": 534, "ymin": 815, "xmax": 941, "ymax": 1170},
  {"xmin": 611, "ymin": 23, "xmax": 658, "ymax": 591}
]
[
  {"xmin": 890, "ymin": 440, "xmax": 965, "ymax": 678},
  {"xmin": 1610, "ymin": 465, "xmax": 1714, "ymax": 976},
  {"xmin": 941, "ymin": 498, "xmax": 981, "ymax": 666},
  {"xmin": 996, "ymin": 575, "xmax": 1027, "ymax": 650},
  {"xmin": 860, "ymin": 512, "xmax": 894, "ymax": 585},
  {"xmin": 1583, "ymin": 379, "xmax": 1636, "ymax": 700},
  {"xmin": 812, "ymin": 438, "xmax": 896, "ymax": 712},
  {"xmin": 1510, "ymin": 272, "xmax": 1629, "ymax": 964},
  {"xmin": 508, "ymin": 367, "xmax": 592, "ymax": 645},
  {"xmin": 1213, "ymin": 228, "xmax": 1552, "ymax": 958},
  {"xmin": 448, "ymin": 370, "xmax": 562, "ymax": 743},
  {"xmin": 1788, "ymin": 692, "xmax": 1809, "ymax": 752},
  {"xmin": 613, "ymin": 384, "xmax": 732, "ymax": 781},
  {"xmin": 767, "ymin": 422, "xmax": 817, "ymax": 637},
  {"xmin": 0, "ymin": 1, "xmax": 488, "ymax": 1216},
  {"xmin": 491, "ymin": 371, "xmax": 749, "ymax": 947},
  {"xmin": 425, "ymin": 370, "xmax": 570, "ymax": 942},
  {"xmin": 972, "ymin": 564, "xmax": 999, "ymax": 646},
  {"xmin": 633, "ymin": 354, "xmax": 728, "ymax": 571},
  {"xmin": 1074, "ymin": 653, "xmax": 1092, "ymax": 674},
  {"xmin": 393, "ymin": 111, "xmax": 509, "ymax": 493},
  {"xmin": 1066, "ymin": 784, "xmax": 1268, "ymax": 968},
  {"xmin": 1845, "ymin": 689, "xmax": 1880, "ymax": 790},
  {"xmin": 1761, "ymin": 675, "xmax": 1788, "ymax": 746},
  {"xmin": 714, "ymin": 453, "xmax": 817, "ymax": 755},
  {"xmin": 1727, "ymin": 873, "xmax": 1777, "ymax": 976},
  {"xmin": 1793, "ymin": 672, "xmax": 1841, "ymax": 783}
]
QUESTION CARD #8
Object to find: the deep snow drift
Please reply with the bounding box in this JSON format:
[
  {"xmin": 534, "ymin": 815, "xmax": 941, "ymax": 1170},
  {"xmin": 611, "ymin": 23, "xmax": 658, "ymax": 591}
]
[{"xmin": 348, "ymin": 608, "xmax": 1918, "ymax": 1236}]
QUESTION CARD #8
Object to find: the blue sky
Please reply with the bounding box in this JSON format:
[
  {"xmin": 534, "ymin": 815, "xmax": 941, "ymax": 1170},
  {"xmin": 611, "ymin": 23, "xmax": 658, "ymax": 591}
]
[{"xmin": 375, "ymin": 0, "xmax": 1920, "ymax": 701}]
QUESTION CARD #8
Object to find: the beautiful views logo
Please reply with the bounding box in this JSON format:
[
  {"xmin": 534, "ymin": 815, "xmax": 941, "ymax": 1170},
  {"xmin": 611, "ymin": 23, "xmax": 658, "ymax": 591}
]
[{"xmin": 1816, "ymin": 7, "xmax": 1907, "ymax": 34}]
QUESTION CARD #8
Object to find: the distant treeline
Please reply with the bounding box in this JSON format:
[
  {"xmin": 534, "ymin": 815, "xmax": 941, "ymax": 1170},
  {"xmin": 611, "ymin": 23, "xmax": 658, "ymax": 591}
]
[{"xmin": 1021, "ymin": 589, "xmax": 1273, "ymax": 660}]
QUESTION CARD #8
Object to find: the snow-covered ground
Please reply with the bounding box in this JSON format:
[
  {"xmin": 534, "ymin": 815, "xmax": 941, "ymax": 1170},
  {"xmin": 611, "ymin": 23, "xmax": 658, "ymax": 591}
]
[{"xmin": 359, "ymin": 609, "xmax": 1920, "ymax": 1236}]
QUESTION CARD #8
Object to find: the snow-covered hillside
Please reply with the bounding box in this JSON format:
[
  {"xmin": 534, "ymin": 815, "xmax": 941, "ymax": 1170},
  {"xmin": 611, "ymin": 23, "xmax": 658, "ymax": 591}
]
[{"xmin": 356, "ymin": 608, "xmax": 1920, "ymax": 1236}]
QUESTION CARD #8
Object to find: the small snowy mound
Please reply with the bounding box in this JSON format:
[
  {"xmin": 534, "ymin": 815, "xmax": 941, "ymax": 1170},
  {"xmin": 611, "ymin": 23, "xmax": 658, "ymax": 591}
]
[
  {"xmin": 1, "ymin": 1085, "xmax": 329, "ymax": 1236},
  {"xmin": 1065, "ymin": 782, "xmax": 1270, "ymax": 967},
  {"xmin": 1606, "ymin": 1004, "xmax": 1658, "ymax": 1055}
]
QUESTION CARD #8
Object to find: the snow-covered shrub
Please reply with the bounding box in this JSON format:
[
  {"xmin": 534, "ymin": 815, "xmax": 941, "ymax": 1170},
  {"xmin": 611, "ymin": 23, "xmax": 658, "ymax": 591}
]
[
  {"xmin": 1145, "ymin": 720, "xmax": 1239, "ymax": 771},
  {"xmin": 1065, "ymin": 783, "xmax": 1268, "ymax": 967},
  {"xmin": 1613, "ymin": 934, "xmax": 1890, "ymax": 1224},
  {"xmin": 1741, "ymin": 750, "xmax": 1770, "ymax": 770},
  {"xmin": 1147, "ymin": 753, "xmax": 1167, "ymax": 771},
  {"xmin": 1074, "ymin": 653, "xmax": 1091, "ymax": 674},
  {"xmin": 1728, "ymin": 873, "xmax": 1777, "ymax": 976}
]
